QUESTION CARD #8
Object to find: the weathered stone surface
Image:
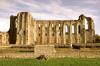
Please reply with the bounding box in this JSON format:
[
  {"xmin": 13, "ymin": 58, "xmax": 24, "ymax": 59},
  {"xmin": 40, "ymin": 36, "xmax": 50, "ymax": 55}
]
[
  {"xmin": 0, "ymin": 32, "xmax": 9, "ymax": 44},
  {"xmin": 34, "ymin": 45, "xmax": 56, "ymax": 57}
]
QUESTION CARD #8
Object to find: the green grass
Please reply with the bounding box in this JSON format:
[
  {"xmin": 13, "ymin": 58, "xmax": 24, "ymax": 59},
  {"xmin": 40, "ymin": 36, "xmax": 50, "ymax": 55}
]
[{"xmin": 0, "ymin": 58, "xmax": 100, "ymax": 66}]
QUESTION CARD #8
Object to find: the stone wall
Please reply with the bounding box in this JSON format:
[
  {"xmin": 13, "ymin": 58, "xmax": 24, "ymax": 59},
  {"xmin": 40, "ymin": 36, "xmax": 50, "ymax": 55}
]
[
  {"xmin": 36, "ymin": 16, "xmax": 95, "ymax": 45},
  {"xmin": 0, "ymin": 32, "xmax": 9, "ymax": 44},
  {"xmin": 9, "ymin": 12, "xmax": 35, "ymax": 45},
  {"xmin": 0, "ymin": 12, "xmax": 95, "ymax": 46},
  {"xmin": 0, "ymin": 45, "xmax": 100, "ymax": 58},
  {"xmin": 34, "ymin": 45, "xmax": 56, "ymax": 57}
]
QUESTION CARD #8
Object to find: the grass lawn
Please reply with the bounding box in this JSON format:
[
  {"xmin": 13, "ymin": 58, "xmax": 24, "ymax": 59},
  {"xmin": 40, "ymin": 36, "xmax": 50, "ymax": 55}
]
[{"xmin": 0, "ymin": 58, "xmax": 100, "ymax": 66}]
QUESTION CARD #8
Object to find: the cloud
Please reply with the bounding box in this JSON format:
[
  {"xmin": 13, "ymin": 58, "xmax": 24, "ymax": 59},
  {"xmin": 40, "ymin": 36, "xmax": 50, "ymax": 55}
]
[
  {"xmin": 0, "ymin": 0, "xmax": 16, "ymax": 12},
  {"xmin": 32, "ymin": 13, "xmax": 67, "ymax": 20},
  {"xmin": 15, "ymin": 0, "xmax": 39, "ymax": 8},
  {"xmin": 0, "ymin": 18, "xmax": 10, "ymax": 32},
  {"xmin": 0, "ymin": 0, "xmax": 99, "ymax": 34},
  {"xmin": 43, "ymin": 1, "xmax": 97, "ymax": 20}
]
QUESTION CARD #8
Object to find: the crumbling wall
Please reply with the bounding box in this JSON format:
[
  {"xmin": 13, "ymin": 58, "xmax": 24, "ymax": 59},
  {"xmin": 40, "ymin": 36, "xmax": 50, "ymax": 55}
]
[
  {"xmin": 11, "ymin": 12, "xmax": 35, "ymax": 45},
  {"xmin": 34, "ymin": 45, "xmax": 56, "ymax": 57},
  {"xmin": 0, "ymin": 32, "xmax": 9, "ymax": 44},
  {"xmin": 5, "ymin": 12, "xmax": 95, "ymax": 45}
]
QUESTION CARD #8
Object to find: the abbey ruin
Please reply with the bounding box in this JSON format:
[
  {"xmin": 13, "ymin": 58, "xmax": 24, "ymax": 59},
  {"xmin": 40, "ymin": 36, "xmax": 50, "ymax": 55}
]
[{"xmin": 0, "ymin": 12, "xmax": 95, "ymax": 45}]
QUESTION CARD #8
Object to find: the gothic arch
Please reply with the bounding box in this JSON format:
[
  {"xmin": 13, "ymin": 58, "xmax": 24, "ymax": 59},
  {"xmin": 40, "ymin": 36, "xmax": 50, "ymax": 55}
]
[
  {"xmin": 84, "ymin": 18, "xmax": 88, "ymax": 29},
  {"xmin": 72, "ymin": 25, "xmax": 75, "ymax": 33},
  {"xmin": 65, "ymin": 25, "xmax": 68, "ymax": 33},
  {"xmin": 78, "ymin": 25, "xmax": 81, "ymax": 33}
]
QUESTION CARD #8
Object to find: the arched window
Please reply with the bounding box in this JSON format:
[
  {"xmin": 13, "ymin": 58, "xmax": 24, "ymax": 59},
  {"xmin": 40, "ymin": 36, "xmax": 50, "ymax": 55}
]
[
  {"xmin": 59, "ymin": 24, "xmax": 61, "ymax": 30},
  {"xmin": 39, "ymin": 24, "xmax": 41, "ymax": 27},
  {"xmin": 52, "ymin": 24, "xmax": 54, "ymax": 29},
  {"xmin": 78, "ymin": 25, "xmax": 81, "ymax": 33},
  {"xmin": 38, "ymin": 24, "xmax": 41, "ymax": 29},
  {"xmin": 65, "ymin": 25, "xmax": 68, "ymax": 32},
  {"xmin": 45, "ymin": 24, "xmax": 48, "ymax": 30},
  {"xmin": 85, "ymin": 19, "xmax": 88, "ymax": 29},
  {"xmin": 52, "ymin": 24, "xmax": 54, "ymax": 27},
  {"xmin": 59, "ymin": 24, "xmax": 60, "ymax": 27},
  {"xmin": 72, "ymin": 25, "xmax": 75, "ymax": 33}
]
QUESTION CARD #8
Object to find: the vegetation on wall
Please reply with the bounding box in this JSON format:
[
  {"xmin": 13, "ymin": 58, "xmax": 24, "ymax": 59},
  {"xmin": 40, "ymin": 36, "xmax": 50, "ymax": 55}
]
[{"xmin": 95, "ymin": 34, "xmax": 100, "ymax": 43}]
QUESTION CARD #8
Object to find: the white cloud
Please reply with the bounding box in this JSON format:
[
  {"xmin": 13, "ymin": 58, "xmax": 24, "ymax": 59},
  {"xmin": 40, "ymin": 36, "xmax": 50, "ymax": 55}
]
[
  {"xmin": 0, "ymin": 0, "xmax": 11, "ymax": 8},
  {"xmin": 43, "ymin": 1, "xmax": 97, "ymax": 20},
  {"xmin": 0, "ymin": 0, "xmax": 99, "ymax": 35},
  {"xmin": 0, "ymin": 18, "xmax": 10, "ymax": 32},
  {"xmin": 0, "ymin": 0, "xmax": 17, "ymax": 13},
  {"xmin": 15, "ymin": 0, "xmax": 39, "ymax": 8},
  {"xmin": 32, "ymin": 13, "xmax": 67, "ymax": 20}
]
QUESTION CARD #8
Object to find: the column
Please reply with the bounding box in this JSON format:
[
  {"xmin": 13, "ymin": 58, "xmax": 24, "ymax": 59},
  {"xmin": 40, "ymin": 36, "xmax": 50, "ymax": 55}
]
[
  {"xmin": 69, "ymin": 21, "xmax": 72, "ymax": 47},
  {"xmin": 63, "ymin": 23, "xmax": 66, "ymax": 44},
  {"xmin": 76, "ymin": 23, "xmax": 78, "ymax": 43}
]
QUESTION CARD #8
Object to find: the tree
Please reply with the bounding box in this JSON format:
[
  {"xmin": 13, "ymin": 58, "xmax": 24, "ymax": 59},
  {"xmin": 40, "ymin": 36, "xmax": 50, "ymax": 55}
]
[{"xmin": 95, "ymin": 34, "xmax": 100, "ymax": 43}]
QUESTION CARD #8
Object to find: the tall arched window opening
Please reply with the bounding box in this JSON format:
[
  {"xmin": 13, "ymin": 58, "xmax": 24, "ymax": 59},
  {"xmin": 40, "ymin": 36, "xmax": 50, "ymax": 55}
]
[
  {"xmin": 72, "ymin": 25, "xmax": 75, "ymax": 33},
  {"xmin": 85, "ymin": 19, "xmax": 88, "ymax": 29}
]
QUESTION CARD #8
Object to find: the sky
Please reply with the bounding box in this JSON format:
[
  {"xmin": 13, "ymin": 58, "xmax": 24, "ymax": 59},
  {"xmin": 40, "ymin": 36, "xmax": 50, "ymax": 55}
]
[{"xmin": 0, "ymin": 0, "xmax": 100, "ymax": 35}]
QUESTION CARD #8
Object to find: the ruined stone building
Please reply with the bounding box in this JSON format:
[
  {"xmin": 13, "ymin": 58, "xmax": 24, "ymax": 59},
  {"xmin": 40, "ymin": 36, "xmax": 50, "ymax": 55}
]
[
  {"xmin": 0, "ymin": 32, "xmax": 8, "ymax": 44},
  {"xmin": 0, "ymin": 12, "xmax": 95, "ymax": 45}
]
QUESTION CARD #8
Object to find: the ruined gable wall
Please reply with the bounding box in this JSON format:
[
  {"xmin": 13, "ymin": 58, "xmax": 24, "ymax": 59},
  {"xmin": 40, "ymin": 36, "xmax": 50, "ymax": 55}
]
[
  {"xmin": 78, "ymin": 14, "xmax": 95, "ymax": 43},
  {"xmin": 85, "ymin": 17, "xmax": 95, "ymax": 43},
  {"xmin": 14, "ymin": 12, "xmax": 35, "ymax": 45}
]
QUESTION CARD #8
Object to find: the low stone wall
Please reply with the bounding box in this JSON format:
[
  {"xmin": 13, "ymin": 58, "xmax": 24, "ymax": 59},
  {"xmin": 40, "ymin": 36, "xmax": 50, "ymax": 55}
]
[
  {"xmin": 34, "ymin": 45, "xmax": 56, "ymax": 58},
  {"xmin": 55, "ymin": 48, "xmax": 100, "ymax": 58},
  {"xmin": 0, "ymin": 53, "xmax": 34, "ymax": 58},
  {"xmin": 0, "ymin": 45, "xmax": 100, "ymax": 58}
]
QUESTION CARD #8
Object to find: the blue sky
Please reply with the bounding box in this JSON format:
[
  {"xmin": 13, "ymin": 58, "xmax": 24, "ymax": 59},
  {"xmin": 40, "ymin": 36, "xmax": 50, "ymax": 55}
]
[{"xmin": 0, "ymin": 0, "xmax": 100, "ymax": 35}]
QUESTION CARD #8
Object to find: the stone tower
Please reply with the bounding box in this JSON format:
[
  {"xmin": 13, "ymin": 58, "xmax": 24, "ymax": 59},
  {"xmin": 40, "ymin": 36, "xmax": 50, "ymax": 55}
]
[
  {"xmin": 9, "ymin": 16, "xmax": 17, "ymax": 44},
  {"xmin": 9, "ymin": 12, "xmax": 35, "ymax": 45}
]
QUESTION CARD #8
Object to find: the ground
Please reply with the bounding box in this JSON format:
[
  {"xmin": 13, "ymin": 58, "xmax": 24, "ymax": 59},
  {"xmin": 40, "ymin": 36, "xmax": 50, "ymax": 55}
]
[
  {"xmin": 0, "ymin": 45, "xmax": 100, "ymax": 66},
  {"xmin": 0, "ymin": 58, "xmax": 100, "ymax": 66}
]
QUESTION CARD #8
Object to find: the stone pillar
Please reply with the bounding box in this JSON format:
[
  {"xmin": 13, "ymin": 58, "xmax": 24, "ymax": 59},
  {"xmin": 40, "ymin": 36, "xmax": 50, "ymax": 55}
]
[
  {"xmin": 26, "ymin": 12, "xmax": 34, "ymax": 45},
  {"xmin": 49, "ymin": 23, "xmax": 52, "ymax": 44},
  {"xmin": 21, "ymin": 13, "xmax": 25, "ymax": 45},
  {"xmin": 63, "ymin": 23, "xmax": 66, "ymax": 44},
  {"xmin": 61, "ymin": 23, "xmax": 63, "ymax": 44},
  {"xmin": 82, "ymin": 20, "xmax": 86, "ymax": 43},
  {"xmin": 33, "ymin": 19, "xmax": 37, "ymax": 44},
  {"xmin": 56, "ymin": 23, "xmax": 62, "ymax": 44},
  {"xmin": 69, "ymin": 21, "xmax": 72, "ymax": 47},
  {"xmin": 48, "ymin": 23, "xmax": 50, "ymax": 44},
  {"xmin": 41, "ymin": 23, "xmax": 43, "ymax": 44},
  {"xmin": 76, "ymin": 23, "xmax": 78, "ymax": 43},
  {"xmin": 56, "ymin": 23, "xmax": 59, "ymax": 44},
  {"xmin": 41, "ymin": 23, "xmax": 44, "ymax": 44},
  {"xmin": 16, "ymin": 13, "xmax": 21, "ymax": 45},
  {"xmin": 78, "ymin": 14, "xmax": 86, "ymax": 43}
]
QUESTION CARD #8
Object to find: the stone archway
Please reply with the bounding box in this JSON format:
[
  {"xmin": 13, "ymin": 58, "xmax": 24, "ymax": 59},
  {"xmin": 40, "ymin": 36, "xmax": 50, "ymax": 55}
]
[{"xmin": 84, "ymin": 18, "xmax": 88, "ymax": 29}]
